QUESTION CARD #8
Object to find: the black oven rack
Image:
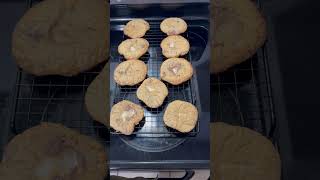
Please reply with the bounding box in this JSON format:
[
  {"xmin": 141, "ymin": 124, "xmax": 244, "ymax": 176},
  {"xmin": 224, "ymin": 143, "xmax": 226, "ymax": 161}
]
[
  {"xmin": 211, "ymin": 0, "xmax": 277, "ymax": 145},
  {"xmin": 211, "ymin": 50, "xmax": 277, "ymax": 142},
  {"xmin": 9, "ymin": 0, "xmax": 110, "ymax": 144},
  {"xmin": 10, "ymin": 66, "xmax": 110, "ymax": 142},
  {"xmin": 110, "ymin": 20, "xmax": 199, "ymax": 136}
]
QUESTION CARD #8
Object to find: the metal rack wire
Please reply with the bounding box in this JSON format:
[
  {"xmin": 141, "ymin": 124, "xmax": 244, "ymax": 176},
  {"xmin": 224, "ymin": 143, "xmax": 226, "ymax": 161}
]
[
  {"xmin": 211, "ymin": 0, "xmax": 277, "ymax": 144},
  {"xmin": 10, "ymin": 65, "xmax": 110, "ymax": 141},
  {"xmin": 111, "ymin": 21, "xmax": 199, "ymax": 136},
  {"xmin": 211, "ymin": 45, "xmax": 277, "ymax": 143},
  {"xmin": 9, "ymin": 0, "xmax": 109, "ymax": 143}
]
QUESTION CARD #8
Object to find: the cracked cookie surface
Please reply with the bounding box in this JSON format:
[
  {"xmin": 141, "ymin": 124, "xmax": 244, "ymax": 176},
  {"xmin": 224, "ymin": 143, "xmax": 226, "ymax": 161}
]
[
  {"xmin": 114, "ymin": 60, "xmax": 147, "ymax": 86},
  {"xmin": 12, "ymin": 0, "xmax": 109, "ymax": 76},
  {"xmin": 163, "ymin": 100, "xmax": 198, "ymax": 133},
  {"xmin": 124, "ymin": 19, "xmax": 150, "ymax": 38},
  {"xmin": 210, "ymin": 122, "xmax": 281, "ymax": 180},
  {"xmin": 160, "ymin": 17, "xmax": 187, "ymax": 35},
  {"xmin": 211, "ymin": 0, "xmax": 266, "ymax": 73},
  {"xmin": 160, "ymin": 58, "xmax": 193, "ymax": 85},
  {"xmin": 118, "ymin": 38, "xmax": 149, "ymax": 60},
  {"xmin": 110, "ymin": 100, "xmax": 144, "ymax": 135},
  {"xmin": 2, "ymin": 122, "xmax": 107, "ymax": 180},
  {"xmin": 137, "ymin": 77, "xmax": 169, "ymax": 108},
  {"xmin": 161, "ymin": 35, "xmax": 190, "ymax": 58}
]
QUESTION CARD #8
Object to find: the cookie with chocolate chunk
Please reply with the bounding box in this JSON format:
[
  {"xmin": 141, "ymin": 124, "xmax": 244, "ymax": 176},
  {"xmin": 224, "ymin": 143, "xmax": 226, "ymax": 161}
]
[
  {"xmin": 2, "ymin": 122, "xmax": 107, "ymax": 180},
  {"xmin": 136, "ymin": 77, "xmax": 169, "ymax": 108},
  {"xmin": 211, "ymin": 0, "xmax": 267, "ymax": 73},
  {"xmin": 160, "ymin": 17, "xmax": 187, "ymax": 35},
  {"xmin": 163, "ymin": 100, "xmax": 198, "ymax": 133},
  {"xmin": 12, "ymin": 0, "xmax": 109, "ymax": 76},
  {"xmin": 124, "ymin": 19, "xmax": 150, "ymax": 38},
  {"xmin": 110, "ymin": 100, "xmax": 144, "ymax": 135},
  {"xmin": 210, "ymin": 122, "xmax": 281, "ymax": 180},
  {"xmin": 160, "ymin": 58, "xmax": 193, "ymax": 85},
  {"xmin": 114, "ymin": 60, "xmax": 147, "ymax": 86},
  {"xmin": 118, "ymin": 38, "xmax": 149, "ymax": 60},
  {"xmin": 161, "ymin": 35, "xmax": 190, "ymax": 58}
]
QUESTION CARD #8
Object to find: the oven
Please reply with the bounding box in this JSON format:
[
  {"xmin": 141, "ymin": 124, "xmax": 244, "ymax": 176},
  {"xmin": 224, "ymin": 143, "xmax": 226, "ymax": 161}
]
[
  {"xmin": 1, "ymin": 0, "xmax": 318, "ymax": 179},
  {"xmin": 109, "ymin": 0, "xmax": 211, "ymax": 178}
]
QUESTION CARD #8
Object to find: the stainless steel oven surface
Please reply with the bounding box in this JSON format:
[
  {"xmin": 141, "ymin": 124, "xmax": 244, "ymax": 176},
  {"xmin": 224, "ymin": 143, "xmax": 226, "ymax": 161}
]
[{"xmin": 109, "ymin": 2, "xmax": 210, "ymax": 170}]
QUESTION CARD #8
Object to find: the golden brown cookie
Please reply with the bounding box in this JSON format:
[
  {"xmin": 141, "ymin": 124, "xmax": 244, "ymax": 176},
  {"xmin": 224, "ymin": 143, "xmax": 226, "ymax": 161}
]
[
  {"xmin": 124, "ymin": 19, "xmax": 150, "ymax": 38},
  {"xmin": 136, "ymin": 77, "xmax": 169, "ymax": 108},
  {"xmin": 161, "ymin": 35, "xmax": 190, "ymax": 58},
  {"xmin": 163, "ymin": 100, "xmax": 198, "ymax": 133},
  {"xmin": 160, "ymin": 58, "xmax": 193, "ymax": 85},
  {"xmin": 160, "ymin": 17, "xmax": 187, "ymax": 35},
  {"xmin": 114, "ymin": 60, "xmax": 147, "ymax": 86},
  {"xmin": 85, "ymin": 63, "xmax": 109, "ymax": 128},
  {"xmin": 12, "ymin": 0, "xmax": 109, "ymax": 76},
  {"xmin": 0, "ymin": 162, "xmax": 28, "ymax": 180},
  {"xmin": 110, "ymin": 100, "xmax": 144, "ymax": 135},
  {"xmin": 2, "ymin": 123, "xmax": 107, "ymax": 180},
  {"xmin": 210, "ymin": 122, "xmax": 281, "ymax": 180},
  {"xmin": 118, "ymin": 38, "xmax": 149, "ymax": 60},
  {"xmin": 211, "ymin": 0, "xmax": 267, "ymax": 73}
]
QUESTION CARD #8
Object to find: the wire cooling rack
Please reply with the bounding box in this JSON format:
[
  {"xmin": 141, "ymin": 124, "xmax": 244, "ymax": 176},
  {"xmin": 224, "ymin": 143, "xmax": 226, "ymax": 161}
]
[
  {"xmin": 9, "ymin": 0, "xmax": 109, "ymax": 143},
  {"xmin": 211, "ymin": 0, "xmax": 277, "ymax": 145},
  {"xmin": 110, "ymin": 20, "xmax": 199, "ymax": 136},
  {"xmin": 9, "ymin": 65, "xmax": 110, "ymax": 141},
  {"xmin": 211, "ymin": 45, "xmax": 277, "ymax": 144}
]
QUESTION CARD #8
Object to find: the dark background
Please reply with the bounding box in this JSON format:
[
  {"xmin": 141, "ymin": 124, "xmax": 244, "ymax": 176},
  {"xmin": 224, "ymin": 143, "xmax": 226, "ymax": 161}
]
[
  {"xmin": 0, "ymin": 1, "xmax": 26, "ymax": 156},
  {"xmin": 1, "ymin": 0, "xmax": 320, "ymax": 179},
  {"xmin": 262, "ymin": 0, "xmax": 320, "ymax": 179}
]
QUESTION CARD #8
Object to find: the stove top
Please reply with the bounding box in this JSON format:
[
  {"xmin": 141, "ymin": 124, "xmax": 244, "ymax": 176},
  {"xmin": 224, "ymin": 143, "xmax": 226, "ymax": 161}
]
[{"xmin": 109, "ymin": 3, "xmax": 210, "ymax": 170}]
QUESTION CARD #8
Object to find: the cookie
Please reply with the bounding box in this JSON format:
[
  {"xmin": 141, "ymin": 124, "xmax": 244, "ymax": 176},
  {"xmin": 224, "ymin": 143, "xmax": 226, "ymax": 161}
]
[
  {"xmin": 160, "ymin": 58, "xmax": 193, "ymax": 85},
  {"xmin": 110, "ymin": 100, "xmax": 144, "ymax": 135},
  {"xmin": 124, "ymin": 19, "xmax": 150, "ymax": 38},
  {"xmin": 211, "ymin": 0, "xmax": 267, "ymax": 73},
  {"xmin": 118, "ymin": 38, "xmax": 149, "ymax": 60},
  {"xmin": 163, "ymin": 100, "xmax": 198, "ymax": 133},
  {"xmin": 211, "ymin": 122, "xmax": 281, "ymax": 180},
  {"xmin": 160, "ymin": 17, "xmax": 187, "ymax": 35},
  {"xmin": 85, "ymin": 63, "xmax": 109, "ymax": 128},
  {"xmin": 161, "ymin": 35, "xmax": 190, "ymax": 58},
  {"xmin": 2, "ymin": 123, "xmax": 107, "ymax": 180},
  {"xmin": 0, "ymin": 162, "xmax": 27, "ymax": 180},
  {"xmin": 12, "ymin": 0, "xmax": 109, "ymax": 76},
  {"xmin": 114, "ymin": 60, "xmax": 147, "ymax": 86},
  {"xmin": 136, "ymin": 77, "xmax": 169, "ymax": 108}
]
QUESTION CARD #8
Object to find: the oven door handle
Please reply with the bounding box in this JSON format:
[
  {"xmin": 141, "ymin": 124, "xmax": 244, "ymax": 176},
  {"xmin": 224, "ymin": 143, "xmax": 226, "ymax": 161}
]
[
  {"xmin": 155, "ymin": 170, "xmax": 194, "ymax": 180},
  {"xmin": 180, "ymin": 170, "xmax": 195, "ymax": 180}
]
